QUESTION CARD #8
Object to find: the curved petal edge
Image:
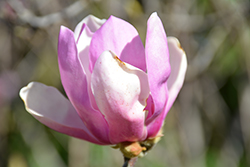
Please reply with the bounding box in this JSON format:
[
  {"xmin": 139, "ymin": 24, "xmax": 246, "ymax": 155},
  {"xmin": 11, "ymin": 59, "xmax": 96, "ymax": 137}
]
[
  {"xmin": 145, "ymin": 12, "xmax": 171, "ymax": 124},
  {"xmin": 146, "ymin": 37, "xmax": 187, "ymax": 138},
  {"xmin": 19, "ymin": 82, "xmax": 108, "ymax": 145}
]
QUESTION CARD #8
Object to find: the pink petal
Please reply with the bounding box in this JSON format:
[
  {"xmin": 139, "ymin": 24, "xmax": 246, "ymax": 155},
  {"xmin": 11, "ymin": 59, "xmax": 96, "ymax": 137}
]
[
  {"xmin": 74, "ymin": 15, "xmax": 106, "ymax": 41},
  {"xmin": 91, "ymin": 51, "xmax": 149, "ymax": 143},
  {"xmin": 145, "ymin": 12, "xmax": 171, "ymax": 126},
  {"xmin": 58, "ymin": 26, "xmax": 110, "ymax": 144},
  {"xmin": 147, "ymin": 37, "xmax": 187, "ymax": 138},
  {"xmin": 89, "ymin": 15, "xmax": 146, "ymax": 73},
  {"xmin": 144, "ymin": 94, "xmax": 154, "ymax": 120},
  {"xmin": 19, "ymin": 82, "xmax": 106, "ymax": 145},
  {"xmin": 76, "ymin": 24, "xmax": 99, "ymax": 111}
]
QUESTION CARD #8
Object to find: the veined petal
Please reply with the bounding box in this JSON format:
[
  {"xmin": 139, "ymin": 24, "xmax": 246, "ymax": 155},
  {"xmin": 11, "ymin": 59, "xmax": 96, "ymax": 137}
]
[
  {"xmin": 145, "ymin": 12, "xmax": 171, "ymax": 125},
  {"xmin": 58, "ymin": 26, "xmax": 110, "ymax": 143},
  {"xmin": 74, "ymin": 15, "xmax": 106, "ymax": 41},
  {"xmin": 91, "ymin": 51, "xmax": 149, "ymax": 143},
  {"xmin": 19, "ymin": 82, "xmax": 106, "ymax": 145},
  {"xmin": 147, "ymin": 37, "xmax": 187, "ymax": 138},
  {"xmin": 89, "ymin": 15, "xmax": 146, "ymax": 73}
]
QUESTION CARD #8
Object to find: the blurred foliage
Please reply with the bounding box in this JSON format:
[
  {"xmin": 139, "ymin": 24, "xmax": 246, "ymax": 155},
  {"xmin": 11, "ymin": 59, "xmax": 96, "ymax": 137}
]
[{"xmin": 0, "ymin": 0, "xmax": 250, "ymax": 166}]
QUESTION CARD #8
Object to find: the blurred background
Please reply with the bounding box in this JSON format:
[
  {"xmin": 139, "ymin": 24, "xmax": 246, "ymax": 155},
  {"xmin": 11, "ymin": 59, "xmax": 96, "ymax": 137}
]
[{"xmin": 0, "ymin": 0, "xmax": 250, "ymax": 166}]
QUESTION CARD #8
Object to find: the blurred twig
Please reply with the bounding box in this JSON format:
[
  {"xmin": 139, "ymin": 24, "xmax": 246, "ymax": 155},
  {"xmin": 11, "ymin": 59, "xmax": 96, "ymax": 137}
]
[
  {"xmin": 187, "ymin": 25, "xmax": 229, "ymax": 81},
  {"xmin": 8, "ymin": 0, "xmax": 88, "ymax": 28}
]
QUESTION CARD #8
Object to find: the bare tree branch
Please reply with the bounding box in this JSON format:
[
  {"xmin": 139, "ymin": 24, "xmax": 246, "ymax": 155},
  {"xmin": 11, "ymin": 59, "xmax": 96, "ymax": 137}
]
[{"xmin": 8, "ymin": 0, "xmax": 88, "ymax": 27}]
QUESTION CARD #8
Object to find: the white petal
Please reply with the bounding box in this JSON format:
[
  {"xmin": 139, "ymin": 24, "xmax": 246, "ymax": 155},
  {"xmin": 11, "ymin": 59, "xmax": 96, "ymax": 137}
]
[
  {"xmin": 167, "ymin": 37, "xmax": 187, "ymax": 99},
  {"xmin": 74, "ymin": 15, "xmax": 106, "ymax": 40},
  {"xmin": 19, "ymin": 82, "xmax": 105, "ymax": 144},
  {"xmin": 91, "ymin": 51, "xmax": 149, "ymax": 143}
]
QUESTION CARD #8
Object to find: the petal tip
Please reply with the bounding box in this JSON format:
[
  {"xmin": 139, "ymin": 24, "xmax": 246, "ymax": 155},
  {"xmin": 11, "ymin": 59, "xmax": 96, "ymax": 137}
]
[
  {"xmin": 19, "ymin": 82, "xmax": 34, "ymax": 99},
  {"xmin": 151, "ymin": 12, "xmax": 158, "ymax": 17},
  {"xmin": 59, "ymin": 25, "xmax": 74, "ymax": 37},
  {"xmin": 168, "ymin": 37, "xmax": 186, "ymax": 54},
  {"xmin": 59, "ymin": 25, "xmax": 68, "ymax": 33},
  {"xmin": 149, "ymin": 12, "xmax": 160, "ymax": 21},
  {"xmin": 19, "ymin": 82, "xmax": 44, "ymax": 117},
  {"xmin": 108, "ymin": 15, "xmax": 116, "ymax": 19}
]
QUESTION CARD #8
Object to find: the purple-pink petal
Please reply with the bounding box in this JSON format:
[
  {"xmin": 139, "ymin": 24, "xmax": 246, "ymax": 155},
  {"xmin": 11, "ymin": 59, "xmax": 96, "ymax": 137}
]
[
  {"xmin": 145, "ymin": 12, "xmax": 171, "ymax": 125},
  {"xmin": 89, "ymin": 15, "xmax": 146, "ymax": 73},
  {"xmin": 58, "ymin": 26, "xmax": 110, "ymax": 144},
  {"xmin": 146, "ymin": 37, "xmax": 187, "ymax": 138}
]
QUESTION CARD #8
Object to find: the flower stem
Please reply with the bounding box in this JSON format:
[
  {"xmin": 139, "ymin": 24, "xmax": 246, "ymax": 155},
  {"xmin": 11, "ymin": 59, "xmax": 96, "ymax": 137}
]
[{"xmin": 122, "ymin": 157, "xmax": 138, "ymax": 167}]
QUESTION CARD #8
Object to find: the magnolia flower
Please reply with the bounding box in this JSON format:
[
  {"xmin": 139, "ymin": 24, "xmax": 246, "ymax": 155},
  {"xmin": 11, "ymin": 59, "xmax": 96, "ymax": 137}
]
[{"xmin": 20, "ymin": 12, "xmax": 187, "ymax": 155}]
